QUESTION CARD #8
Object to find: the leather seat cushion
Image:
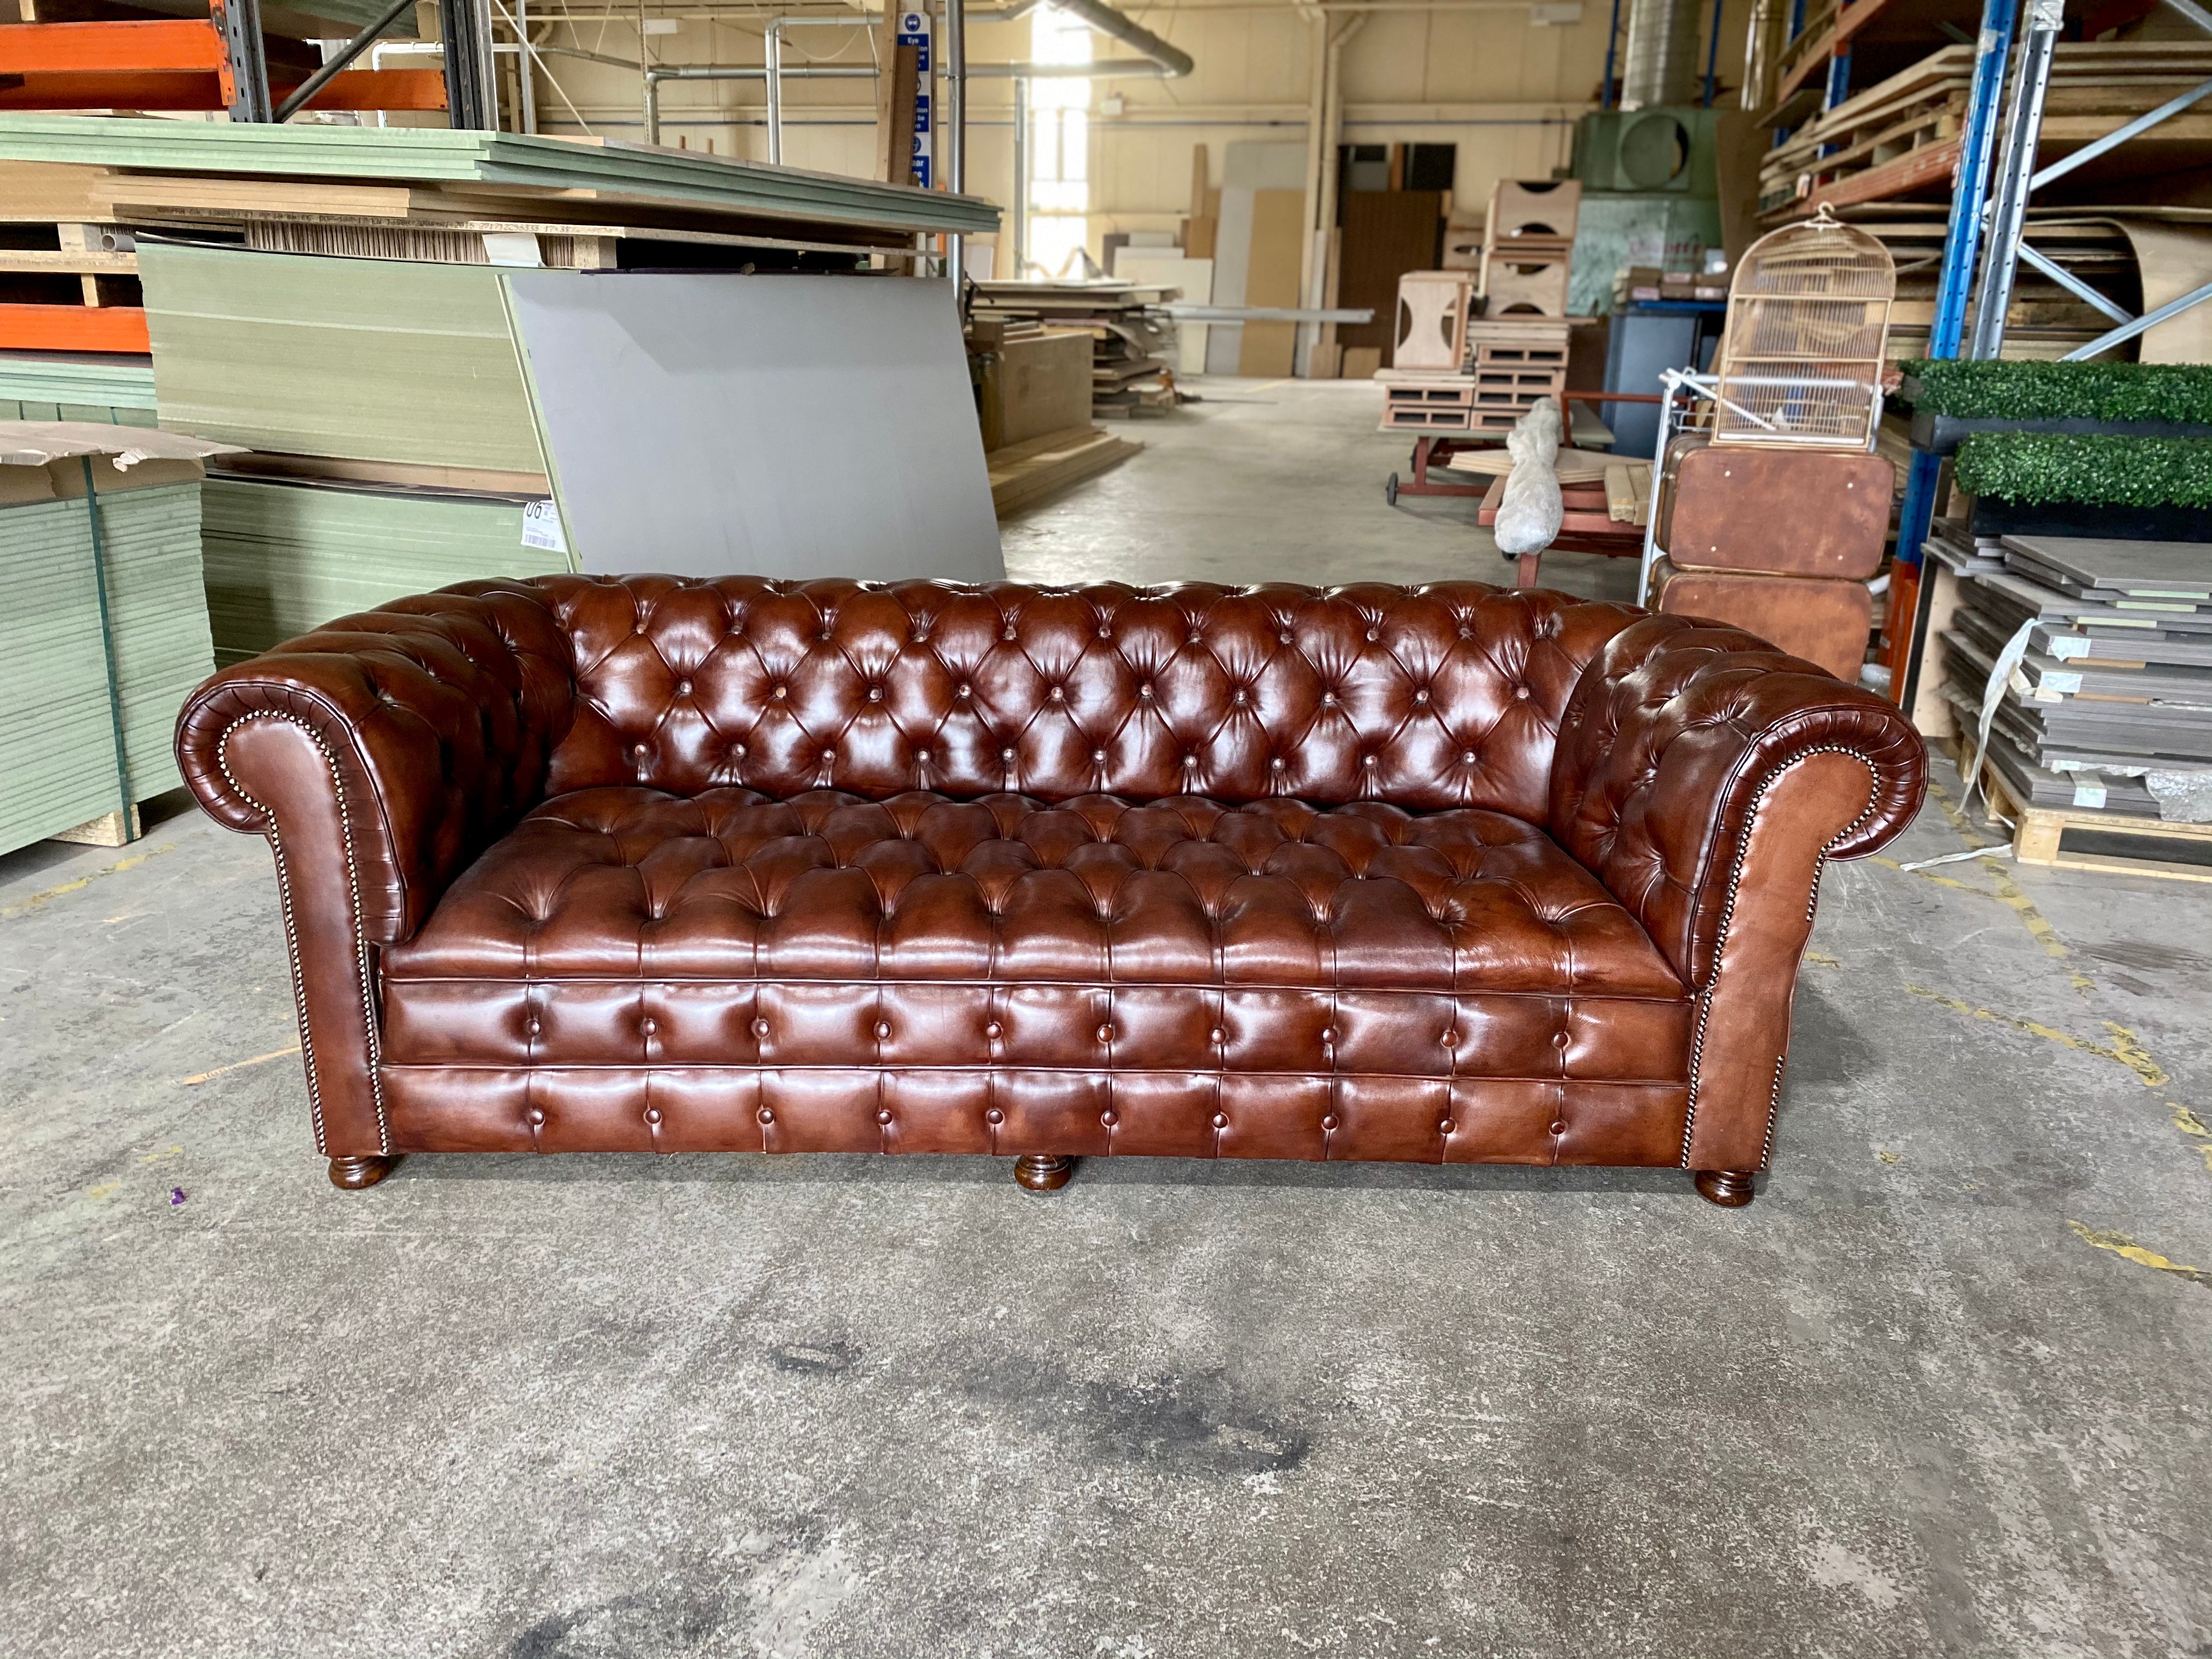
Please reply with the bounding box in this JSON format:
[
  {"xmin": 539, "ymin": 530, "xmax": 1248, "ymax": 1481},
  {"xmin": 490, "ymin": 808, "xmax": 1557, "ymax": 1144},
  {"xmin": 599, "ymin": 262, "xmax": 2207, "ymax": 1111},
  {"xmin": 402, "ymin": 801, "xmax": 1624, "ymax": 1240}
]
[{"xmin": 380, "ymin": 788, "xmax": 1687, "ymax": 1085}]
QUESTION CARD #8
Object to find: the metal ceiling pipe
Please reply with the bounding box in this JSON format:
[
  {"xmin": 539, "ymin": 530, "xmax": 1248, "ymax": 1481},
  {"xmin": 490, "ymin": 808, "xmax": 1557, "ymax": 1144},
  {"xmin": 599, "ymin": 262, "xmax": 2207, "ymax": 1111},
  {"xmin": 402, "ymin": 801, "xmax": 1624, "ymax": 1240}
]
[
  {"xmin": 644, "ymin": 63, "xmax": 871, "ymax": 146},
  {"xmin": 1043, "ymin": 0, "xmax": 1193, "ymax": 76},
  {"xmin": 1619, "ymin": 0, "xmax": 1701, "ymax": 108}
]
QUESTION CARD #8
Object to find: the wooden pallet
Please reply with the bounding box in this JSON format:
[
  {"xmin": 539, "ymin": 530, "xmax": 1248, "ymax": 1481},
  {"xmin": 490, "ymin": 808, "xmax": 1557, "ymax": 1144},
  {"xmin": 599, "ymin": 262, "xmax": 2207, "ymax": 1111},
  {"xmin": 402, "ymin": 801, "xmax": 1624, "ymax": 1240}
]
[
  {"xmin": 0, "ymin": 217, "xmax": 145, "ymax": 352},
  {"xmin": 1965, "ymin": 743, "xmax": 2212, "ymax": 883},
  {"xmin": 1762, "ymin": 41, "xmax": 2212, "ymax": 216}
]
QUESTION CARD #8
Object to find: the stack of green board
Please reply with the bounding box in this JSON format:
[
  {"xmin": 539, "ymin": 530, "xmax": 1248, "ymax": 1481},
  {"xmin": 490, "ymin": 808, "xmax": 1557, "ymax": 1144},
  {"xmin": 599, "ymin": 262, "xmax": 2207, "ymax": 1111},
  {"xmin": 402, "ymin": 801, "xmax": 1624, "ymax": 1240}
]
[
  {"xmin": 201, "ymin": 476, "xmax": 572, "ymax": 665},
  {"xmin": 0, "ymin": 356, "xmax": 157, "ymax": 426},
  {"xmin": 141, "ymin": 244, "xmax": 544, "ymax": 473},
  {"xmin": 0, "ymin": 481, "xmax": 213, "ymax": 855}
]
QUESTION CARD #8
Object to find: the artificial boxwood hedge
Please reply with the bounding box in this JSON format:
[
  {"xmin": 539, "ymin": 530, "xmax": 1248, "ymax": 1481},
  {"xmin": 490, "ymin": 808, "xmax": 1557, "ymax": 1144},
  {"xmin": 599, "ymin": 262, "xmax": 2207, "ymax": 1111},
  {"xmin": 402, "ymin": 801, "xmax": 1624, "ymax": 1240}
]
[
  {"xmin": 1951, "ymin": 431, "xmax": 2212, "ymax": 507},
  {"xmin": 1900, "ymin": 359, "xmax": 2212, "ymax": 423}
]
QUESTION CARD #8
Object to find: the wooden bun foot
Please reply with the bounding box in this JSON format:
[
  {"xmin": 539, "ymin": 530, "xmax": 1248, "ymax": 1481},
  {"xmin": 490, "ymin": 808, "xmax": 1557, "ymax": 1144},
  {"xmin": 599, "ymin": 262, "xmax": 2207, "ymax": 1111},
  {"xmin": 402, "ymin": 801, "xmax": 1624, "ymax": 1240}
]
[
  {"xmin": 328, "ymin": 1154, "xmax": 398, "ymax": 1190},
  {"xmin": 1693, "ymin": 1169, "xmax": 1757, "ymax": 1208},
  {"xmin": 1014, "ymin": 1153, "xmax": 1074, "ymax": 1192}
]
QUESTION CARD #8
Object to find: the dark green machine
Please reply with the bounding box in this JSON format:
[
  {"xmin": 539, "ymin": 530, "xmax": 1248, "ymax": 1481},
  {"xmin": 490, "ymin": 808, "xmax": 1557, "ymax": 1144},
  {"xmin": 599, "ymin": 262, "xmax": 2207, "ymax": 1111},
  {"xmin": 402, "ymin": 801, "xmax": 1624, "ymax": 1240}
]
[{"xmin": 1564, "ymin": 106, "xmax": 1725, "ymax": 317}]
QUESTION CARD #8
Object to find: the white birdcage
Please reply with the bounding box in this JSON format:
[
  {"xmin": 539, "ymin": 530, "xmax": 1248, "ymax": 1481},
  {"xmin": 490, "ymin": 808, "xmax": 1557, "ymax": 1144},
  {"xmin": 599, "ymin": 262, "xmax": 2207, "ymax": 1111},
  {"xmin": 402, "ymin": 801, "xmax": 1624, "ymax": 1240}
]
[{"xmin": 1711, "ymin": 206, "xmax": 1894, "ymax": 449}]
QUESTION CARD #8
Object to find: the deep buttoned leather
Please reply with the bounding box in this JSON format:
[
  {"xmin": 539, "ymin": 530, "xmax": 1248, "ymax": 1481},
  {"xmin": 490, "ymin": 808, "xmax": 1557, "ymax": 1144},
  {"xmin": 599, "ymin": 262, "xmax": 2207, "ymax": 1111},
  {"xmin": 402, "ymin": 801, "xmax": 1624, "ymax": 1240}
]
[{"xmin": 177, "ymin": 577, "xmax": 1926, "ymax": 1172}]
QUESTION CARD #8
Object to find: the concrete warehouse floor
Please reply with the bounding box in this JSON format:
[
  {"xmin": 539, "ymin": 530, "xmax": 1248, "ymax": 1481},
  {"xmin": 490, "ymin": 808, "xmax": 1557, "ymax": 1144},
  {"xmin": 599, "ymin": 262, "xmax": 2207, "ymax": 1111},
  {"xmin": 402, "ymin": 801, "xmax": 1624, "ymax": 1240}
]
[{"xmin": 4, "ymin": 379, "xmax": 2210, "ymax": 1659}]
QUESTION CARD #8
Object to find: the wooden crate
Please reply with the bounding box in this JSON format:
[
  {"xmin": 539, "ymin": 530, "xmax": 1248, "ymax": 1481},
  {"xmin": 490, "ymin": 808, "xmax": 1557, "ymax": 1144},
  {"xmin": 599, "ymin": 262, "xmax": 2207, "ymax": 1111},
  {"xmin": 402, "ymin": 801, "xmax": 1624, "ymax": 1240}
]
[
  {"xmin": 1474, "ymin": 340, "xmax": 1569, "ymax": 369},
  {"xmin": 1478, "ymin": 251, "xmax": 1571, "ymax": 318},
  {"xmin": 1967, "ymin": 746, "xmax": 2212, "ymax": 884}
]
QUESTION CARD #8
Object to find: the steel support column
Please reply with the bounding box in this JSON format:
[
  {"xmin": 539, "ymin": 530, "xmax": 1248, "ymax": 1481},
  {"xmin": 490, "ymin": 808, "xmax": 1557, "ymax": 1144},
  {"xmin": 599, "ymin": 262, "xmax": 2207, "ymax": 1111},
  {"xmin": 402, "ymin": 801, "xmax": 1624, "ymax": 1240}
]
[
  {"xmin": 1967, "ymin": 0, "xmax": 2059, "ymax": 359},
  {"xmin": 210, "ymin": 0, "xmax": 273, "ymax": 121},
  {"xmin": 440, "ymin": 0, "xmax": 499, "ymax": 128}
]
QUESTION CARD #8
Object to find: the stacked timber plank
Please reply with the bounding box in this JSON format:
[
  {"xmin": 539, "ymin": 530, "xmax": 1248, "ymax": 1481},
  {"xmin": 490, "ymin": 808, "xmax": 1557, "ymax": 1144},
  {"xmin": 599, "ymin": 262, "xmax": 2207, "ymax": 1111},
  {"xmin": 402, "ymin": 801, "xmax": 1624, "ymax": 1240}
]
[
  {"xmin": 986, "ymin": 428, "xmax": 1143, "ymax": 517},
  {"xmin": 1940, "ymin": 534, "xmax": 2212, "ymax": 844},
  {"xmin": 1762, "ymin": 41, "xmax": 2212, "ymax": 219},
  {"xmin": 969, "ymin": 280, "xmax": 1181, "ymax": 417},
  {"xmin": 0, "ymin": 424, "xmax": 228, "ymax": 854}
]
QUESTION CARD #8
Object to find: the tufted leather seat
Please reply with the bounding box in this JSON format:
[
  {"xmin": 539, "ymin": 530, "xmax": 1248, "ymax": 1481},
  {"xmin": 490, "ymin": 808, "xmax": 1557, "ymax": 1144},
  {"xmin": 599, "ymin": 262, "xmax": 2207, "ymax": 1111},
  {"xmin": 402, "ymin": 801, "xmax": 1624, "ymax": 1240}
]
[{"xmin": 177, "ymin": 577, "xmax": 1925, "ymax": 1201}]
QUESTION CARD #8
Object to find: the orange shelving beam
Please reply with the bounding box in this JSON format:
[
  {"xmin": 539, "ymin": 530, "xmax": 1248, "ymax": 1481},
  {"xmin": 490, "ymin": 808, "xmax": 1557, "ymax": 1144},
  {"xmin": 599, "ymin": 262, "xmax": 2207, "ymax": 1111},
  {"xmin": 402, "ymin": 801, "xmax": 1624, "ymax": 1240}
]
[{"xmin": 0, "ymin": 20, "xmax": 444, "ymax": 111}]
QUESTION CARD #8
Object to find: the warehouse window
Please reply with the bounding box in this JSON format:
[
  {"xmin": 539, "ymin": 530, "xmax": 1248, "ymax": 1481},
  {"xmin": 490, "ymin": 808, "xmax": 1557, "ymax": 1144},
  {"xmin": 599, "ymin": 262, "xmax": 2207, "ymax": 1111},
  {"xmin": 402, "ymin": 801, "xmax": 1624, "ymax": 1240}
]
[{"xmin": 1026, "ymin": 5, "xmax": 1091, "ymax": 278}]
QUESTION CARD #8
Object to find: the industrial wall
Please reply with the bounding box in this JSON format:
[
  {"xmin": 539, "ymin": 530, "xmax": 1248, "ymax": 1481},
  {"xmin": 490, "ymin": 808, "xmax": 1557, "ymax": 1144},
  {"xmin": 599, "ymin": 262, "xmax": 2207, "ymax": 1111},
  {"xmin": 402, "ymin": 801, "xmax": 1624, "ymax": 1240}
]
[{"xmin": 522, "ymin": 1, "xmax": 1746, "ymax": 272}]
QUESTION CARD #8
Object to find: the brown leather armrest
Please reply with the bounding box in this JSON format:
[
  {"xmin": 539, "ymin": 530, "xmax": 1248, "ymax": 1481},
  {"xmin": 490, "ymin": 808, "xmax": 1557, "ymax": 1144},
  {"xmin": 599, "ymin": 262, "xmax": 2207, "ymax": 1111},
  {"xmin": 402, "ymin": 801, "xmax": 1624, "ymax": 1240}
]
[
  {"xmin": 175, "ymin": 584, "xmax": 578, "ymax": 945},
  {"xmin": 1547, "ymin": 613, "xmax": 1927, "ymax": 989}
]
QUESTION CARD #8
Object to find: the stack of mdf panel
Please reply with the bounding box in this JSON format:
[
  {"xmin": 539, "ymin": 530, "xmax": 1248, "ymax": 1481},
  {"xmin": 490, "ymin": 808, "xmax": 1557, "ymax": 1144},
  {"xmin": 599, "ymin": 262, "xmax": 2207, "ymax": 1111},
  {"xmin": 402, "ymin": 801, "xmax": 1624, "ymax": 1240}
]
[
  {"xmin": 138, "ymin": 239, "xmax": 575, "ymax": 664},
  {"xmin": 0, "ymin": 353, "xmax": 155, "ymax": 424},
  {"xmin": 1940, "ymin": 535, "xmax": 2212, "ymax": 822},
  {"xmin": 0, "ymin": 424, "xmax": 229, "ymax": 854}
]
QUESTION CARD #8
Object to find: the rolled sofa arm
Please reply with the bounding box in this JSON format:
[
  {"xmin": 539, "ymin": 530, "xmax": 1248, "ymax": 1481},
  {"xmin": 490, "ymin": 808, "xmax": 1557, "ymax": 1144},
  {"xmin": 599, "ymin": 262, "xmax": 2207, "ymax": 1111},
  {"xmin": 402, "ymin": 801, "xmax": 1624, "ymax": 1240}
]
[
  {"xmin": 1549, "ymin": 614, "xmax": 1927, "ymax": 1173},
  {"xmin": 173, "ymin": 584, "xmax": 577, "ymax": 1159}
]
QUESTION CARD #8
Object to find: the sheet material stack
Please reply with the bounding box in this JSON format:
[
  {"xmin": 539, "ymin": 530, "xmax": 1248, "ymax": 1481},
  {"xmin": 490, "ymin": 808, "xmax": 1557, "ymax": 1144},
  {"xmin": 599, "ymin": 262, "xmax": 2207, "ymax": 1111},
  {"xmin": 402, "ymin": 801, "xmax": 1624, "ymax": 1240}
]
[
  {"xmin": 0, "ymin": 424, "xmax": 228, "ymax": 854},
  {"xmin": 1940, "ymin": 534, "xmax": 2212, "ymax": 821}
]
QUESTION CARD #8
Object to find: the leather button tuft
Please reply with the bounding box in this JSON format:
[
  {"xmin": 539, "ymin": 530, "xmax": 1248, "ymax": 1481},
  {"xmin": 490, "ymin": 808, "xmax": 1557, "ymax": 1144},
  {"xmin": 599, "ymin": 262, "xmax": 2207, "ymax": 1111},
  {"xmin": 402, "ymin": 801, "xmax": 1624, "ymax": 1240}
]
[
  {"xmin": 640, "ymin": 1018, "xmax": 657, "ymax": 1035},
  {"xmin": 1211, "ymin": 1112, "xmax": 1229, "ymax": 1129},
  {"xmin": 1365, "ymin": 628, "xmax": 1380, "ymax": 642},
  {"xmin": 916, "ymin": 749, "xmax": 931, "ymax": 763},
  {"xmin": 644, "ymin": 1107, "xmax": 662, "ymax": 1125},
  {"xmin": 1093, "ymin": 749, "xmax": 1106, "ymax": 763},
  {"xmin": 752, "ymin": 1018, "xmax": 770, "ymax": 1037},
  {"xmin": 1321, "ymin": 1114, "xmax": 1340, "ymax": 1131},
  {"xmin": 1003, "ymin": 625, "xmax": 1018, "ymax": 640},
  {"xmin": 1002, "ymin": 748, "xmax": 1016, "ymax": 762},
  {"xmin": 1414, "ymin": 689, "xmax": 1429, "ymax": 704},
  {"xmin": 527, "ymin": 1107, "xmax": 545, "ymax": 1125},
  {"xmin": 985, "ymin": 1107, "xmax": 1005, "ymax": 1124},
  {"xmin": 957, "ymin": 684, "xmax": 972, "ymax": 697},
  {"xmin": 984, "ymin": 1022, "xmax": 1002, "ymax": 1039},
  {"xmin": 1462, "ymin": 751, "xmax": 1478, "ymax": 765},
  {"xmin": 632, "ymin": 742, "xmax": 648, "ymax": 757},
  {"xmin": 526, "ymin": 1019, "xmax": 541, "ymax": 1036},
  {"xmin": 1321, "ymin": 1027, "xmax": 1336, "ymax": 1043},
  {"xmin": 1096, "ymin": 1024, "xmax": 1113, "ymax": 1043},
  {"xmin": 1049, "ymin": 686, "xmax": 1065, "ymax": 701},
  {"xmin": 1139, "ymin": 684, "xmax": 1155, "ymax": 699},
  {"xmin": 772, "ymin": 684, "xmax": 787, "ymax": 699},
  {"xmin": 876, "ymin": 1108, "xmax": 894, "ymax": 1125},
  {"xmin": 1439, "ymin": 1118, "xmax": 1457, "ymax": 1135},
  {"xmin": 874, "ymin": 1022, "xmax": 892, "ymax": 1040},
  {"xmin": 867, "ymin": 686, "xmax": 883, "ymax": 702},
  {"xmin": 758, "ymin": 1107, "xmax": 776, "ymax": 1125},
  {"xmin": 1098, "ymin": 625, "xmax": 1112, "ymax": 639},
  {"xmin": 1440, "ymin": 1030, "xmax": 1457, "ymax": 1048},
  {"xmin": 1362, "ymin": 754, "xmax": 1378, "ymax": 767},
  {"xmin": 676, "ymin": 680, "xmax": 692, "ymax": 696},
  {"xmin": 1271, "ymin": 757, "xmax": 1285, "ymax": 770},
  {"xmin": 1210, "ymin": 1027, "xmax": 1225, "ymax": 1043},
  {"xmin": 1549, "ymin": 1120, "xmax": 1568, "ymax": 1136},
  {"xmin": 1553, "ymin": 1030, "xmax": 1571, "ymax": 1048},
  {"xmin": 733, "ymin": 743, "xmax": 748, "ymax": 758},
  {"xmin": 1514, "ymin": 685, "xmax": 1532, "ymax": 701},
  {"xmin": 1100, "ymin": 1109, "xmax": 1119, "ymax": 1127},
  {"xmin": 1279, "ymin": 631, "xmax": 1293, "ymax": 645},
  {"xmin": 1233, "ymin": 689, "xmax": 1248, "ymax": 706},
  {"xmin": 821, "ymin": 752, "xmax": 836, "ymax": 766}
]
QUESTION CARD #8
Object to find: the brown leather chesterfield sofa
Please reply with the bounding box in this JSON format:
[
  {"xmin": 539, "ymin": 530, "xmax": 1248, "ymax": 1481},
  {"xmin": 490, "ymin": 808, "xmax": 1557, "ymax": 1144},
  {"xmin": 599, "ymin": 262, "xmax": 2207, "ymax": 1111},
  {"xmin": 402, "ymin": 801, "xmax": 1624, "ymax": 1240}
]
[{"xmin": 176, "ymin": 577, "xmax": 1925, "ymax": 1206}]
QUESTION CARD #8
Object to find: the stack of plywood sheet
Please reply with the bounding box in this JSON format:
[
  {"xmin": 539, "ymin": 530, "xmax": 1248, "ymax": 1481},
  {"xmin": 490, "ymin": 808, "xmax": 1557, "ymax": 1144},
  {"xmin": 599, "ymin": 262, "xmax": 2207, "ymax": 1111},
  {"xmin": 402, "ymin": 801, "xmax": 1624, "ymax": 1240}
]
[
  {"xmin": 969, "ymin": 280, "xmax": 1180, "ymax": 416},
  {"xmin": 0, "ymin": 423, "xmax": 231, "ymax": 854},
  {"xmin": 1940, "ymin": 535, "xmax": 2212, "ymax": 843}
]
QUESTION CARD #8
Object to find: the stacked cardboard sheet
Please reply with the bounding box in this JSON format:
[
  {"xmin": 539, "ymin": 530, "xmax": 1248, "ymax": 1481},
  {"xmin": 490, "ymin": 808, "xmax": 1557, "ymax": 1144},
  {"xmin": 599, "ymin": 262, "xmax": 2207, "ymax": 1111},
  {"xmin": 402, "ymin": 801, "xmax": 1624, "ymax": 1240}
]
[{"xmin": 1942, "ymin": 535, "xmax": 2212, "ymax": 819}]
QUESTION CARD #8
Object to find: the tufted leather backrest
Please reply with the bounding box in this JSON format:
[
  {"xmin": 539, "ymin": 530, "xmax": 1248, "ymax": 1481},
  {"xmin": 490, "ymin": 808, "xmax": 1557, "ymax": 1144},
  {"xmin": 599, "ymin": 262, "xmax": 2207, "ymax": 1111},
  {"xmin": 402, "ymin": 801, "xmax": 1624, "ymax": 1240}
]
[{"xmin": 469, "ymin": 575, "xmax": 1646, "ymax": 820}]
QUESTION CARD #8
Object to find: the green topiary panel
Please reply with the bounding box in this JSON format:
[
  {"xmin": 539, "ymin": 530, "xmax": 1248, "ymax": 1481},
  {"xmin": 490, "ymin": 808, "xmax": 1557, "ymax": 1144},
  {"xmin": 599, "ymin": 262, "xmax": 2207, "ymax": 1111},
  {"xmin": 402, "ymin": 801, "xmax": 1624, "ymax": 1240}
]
[
  {"xmin": 1900, "ymin": 359, "xmax": 2212, "ymax": 422},
  {"xmin": 1951, "ymin": 432, "xmax": 2212, "ymax": 506}
]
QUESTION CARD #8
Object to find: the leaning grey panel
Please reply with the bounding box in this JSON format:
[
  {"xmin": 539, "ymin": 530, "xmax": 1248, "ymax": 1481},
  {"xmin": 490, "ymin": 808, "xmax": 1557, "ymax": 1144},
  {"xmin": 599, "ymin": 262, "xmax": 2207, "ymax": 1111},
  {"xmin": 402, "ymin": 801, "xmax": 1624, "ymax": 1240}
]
[{"xmin": 507, "ymin": 272, "xmax": 1004, "ymax": 584}]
